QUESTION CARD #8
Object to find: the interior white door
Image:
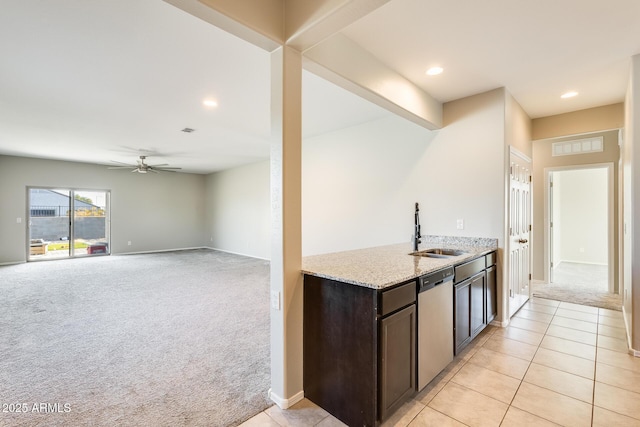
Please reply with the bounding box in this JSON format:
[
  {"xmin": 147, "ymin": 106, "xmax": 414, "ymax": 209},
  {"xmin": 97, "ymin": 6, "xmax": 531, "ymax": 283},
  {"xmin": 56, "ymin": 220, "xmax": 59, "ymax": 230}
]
[{"xmin": 508, "ymin": 149, "xmax": 532, "ymax": 317}]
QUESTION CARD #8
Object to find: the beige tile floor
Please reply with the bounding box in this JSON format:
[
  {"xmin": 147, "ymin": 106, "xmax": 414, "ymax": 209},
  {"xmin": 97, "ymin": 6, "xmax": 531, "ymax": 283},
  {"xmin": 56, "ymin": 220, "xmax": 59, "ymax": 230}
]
[{"xmin": 240, "ymin": 298, "xmax": 639, "ymax": 426}]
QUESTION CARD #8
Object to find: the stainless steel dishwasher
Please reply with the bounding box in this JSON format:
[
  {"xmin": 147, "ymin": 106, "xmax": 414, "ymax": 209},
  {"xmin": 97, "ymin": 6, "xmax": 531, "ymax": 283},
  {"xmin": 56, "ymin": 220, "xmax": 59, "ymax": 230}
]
[{"xmin": 417, "ymin": 266, "xmax": 454, "ymax": 390}]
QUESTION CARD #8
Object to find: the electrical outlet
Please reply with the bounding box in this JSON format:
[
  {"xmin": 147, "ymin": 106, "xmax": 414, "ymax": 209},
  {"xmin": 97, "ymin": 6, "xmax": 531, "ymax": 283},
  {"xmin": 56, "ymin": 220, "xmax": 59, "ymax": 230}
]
[
  {"xmin": 270, "ymin": 290, "xmax": 281, "ymax": 311},
  {"xmin": 456, "ymin": 219, "xmax": 464, "ymax": 230},
  {"xmin": 16, "ymin": 217, "xmax": 22, "ymax": 224},
  {"xmin": 127, "ymin": 241, "xmax": 132, "ymax": 246}
]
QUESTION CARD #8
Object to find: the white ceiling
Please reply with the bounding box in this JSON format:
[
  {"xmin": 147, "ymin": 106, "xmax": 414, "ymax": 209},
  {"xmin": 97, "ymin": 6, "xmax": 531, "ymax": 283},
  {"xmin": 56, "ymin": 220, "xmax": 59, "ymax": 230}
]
[
  {"xmin": 1, "ymin": 0, "xmax": 638, "ymax": 174},
  {"xmin": 342, "ymin": 0, "xmax": 640, "ymax": 118}
]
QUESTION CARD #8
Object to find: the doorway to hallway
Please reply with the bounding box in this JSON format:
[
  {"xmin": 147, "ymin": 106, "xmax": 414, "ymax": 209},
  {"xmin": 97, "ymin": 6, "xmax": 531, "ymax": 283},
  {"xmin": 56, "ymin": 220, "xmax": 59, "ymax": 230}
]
[
  {"xmin": 548, "ymin": 166, "xmax": 612, "ymax": 292},
  {"xmin": 534, "ymin": 163, "xmax": 620, "ymax": 310}
]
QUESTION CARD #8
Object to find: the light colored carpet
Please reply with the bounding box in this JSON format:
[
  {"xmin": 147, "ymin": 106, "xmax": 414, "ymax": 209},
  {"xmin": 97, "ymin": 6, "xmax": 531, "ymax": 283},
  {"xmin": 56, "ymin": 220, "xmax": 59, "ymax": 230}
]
[
  {"xmin": 0, "ymin": 249, "xmax": 271, "ymax": 427},
  {"xmin": 532, "ymin": 262, "xmax": 621, "ymax": 311}
]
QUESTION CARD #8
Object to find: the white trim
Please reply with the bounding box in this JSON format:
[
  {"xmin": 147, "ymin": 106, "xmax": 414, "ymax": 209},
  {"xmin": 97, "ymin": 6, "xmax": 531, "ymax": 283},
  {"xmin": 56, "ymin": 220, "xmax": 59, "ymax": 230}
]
[
  {"xmin": 269, "ymin": 389, "xmax": 304, "ymax": 409},
  {"xmin": 206, "ymin": 246, "xmax": 270, "ymax": 261},
  {"xmin": 555, "ymin": 260, "xmax": 608, "ymax": 266},
  {"xmin": 622, "ymin": 306, "xmax": 636, "ymax": 356},
  {"xmin": 490, "ymin": 319, "xmax": 509, "ymax": 327},
  {"xmin": 115, "ymin": 246, "xmax": 210, "ymax": 256},
  {"xmin": 0, "ymin": 261, "xmax": 26, "ymax": 266},
  {"xmin": 532, "ymin": 128, "xmax": 623, "ymax": 143},
  {"xmin": 543, "ymin": 163, "xmax": 615, "ymax": 293},
  {"xmin": 509, "ymin": 145, "xmax": 532, "ymax": 163}
]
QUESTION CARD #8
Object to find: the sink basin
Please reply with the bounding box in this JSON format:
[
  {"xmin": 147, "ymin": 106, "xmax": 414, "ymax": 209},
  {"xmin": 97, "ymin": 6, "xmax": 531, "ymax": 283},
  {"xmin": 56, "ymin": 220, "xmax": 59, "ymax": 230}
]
[{"xmin": 411, "ymin": 248, "xmax": 467, "ymax": 258}]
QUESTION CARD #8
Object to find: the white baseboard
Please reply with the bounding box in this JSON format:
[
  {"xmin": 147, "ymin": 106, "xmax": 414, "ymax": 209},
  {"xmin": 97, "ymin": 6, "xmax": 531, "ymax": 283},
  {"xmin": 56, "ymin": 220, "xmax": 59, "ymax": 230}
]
[
  {"xmin": 206, "ymin": 246, "xmax": 270, "ymax": 261},
  {"xmin": 0, "ymin": 260, "xmax": 25, "ymax": 266},
  {"xmin": 556, "ymin": 259, "xmax": 607, "ymax": 266},
  {"xmin": 268, "ymin": 389, "xmax": 304, "ymax": 409},
  {"xmin": 115, "ymin": 246, "xmax": 209, "ymax": 256},
  {"xmin": 491, "ymin": 319, "xmax": 509, "ymax": 327},
  {"xmin": 621, "ymin": 306, "xmax": 639, "ymax": 357}
]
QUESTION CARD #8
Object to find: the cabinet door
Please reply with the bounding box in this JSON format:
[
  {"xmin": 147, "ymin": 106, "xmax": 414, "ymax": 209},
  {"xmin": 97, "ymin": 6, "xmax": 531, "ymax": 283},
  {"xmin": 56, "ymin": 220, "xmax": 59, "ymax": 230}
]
[
  {"xmin": 470, "ymin": 272, "xmax": 486, "ymax": 337},
  {"xmin": 486, "ymin": 265, "xmax": 497, "ymax": 323},
  {"xmin": 380, "ymin": 304, "xmax": 416, "ymax": 421},
  {"xmin": 454, "ymin": 280, "xmax": 471, "ymax": 355}
]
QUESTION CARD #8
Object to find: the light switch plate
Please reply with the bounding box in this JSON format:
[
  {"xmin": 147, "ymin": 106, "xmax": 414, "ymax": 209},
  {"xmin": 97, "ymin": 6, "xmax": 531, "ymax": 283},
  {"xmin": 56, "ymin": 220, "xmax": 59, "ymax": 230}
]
[{"xmin": 271, "ymin": 290, "xmax": 281, "ymax": 311}]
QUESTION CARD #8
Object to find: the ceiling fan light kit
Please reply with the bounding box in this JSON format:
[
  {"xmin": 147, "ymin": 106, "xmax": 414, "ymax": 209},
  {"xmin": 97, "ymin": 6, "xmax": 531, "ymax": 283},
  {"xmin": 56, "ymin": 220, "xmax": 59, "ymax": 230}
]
[{"xmin": 107, "ymin": 155, "xmax": 182, "ymax": 174}]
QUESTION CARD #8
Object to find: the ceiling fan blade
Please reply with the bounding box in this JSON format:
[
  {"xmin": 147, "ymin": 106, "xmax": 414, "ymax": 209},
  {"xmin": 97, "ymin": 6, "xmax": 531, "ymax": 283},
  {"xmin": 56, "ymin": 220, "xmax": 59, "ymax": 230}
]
[{"xmin": 108, "ymin": 156, "xmax": 179, "ymax": 174}]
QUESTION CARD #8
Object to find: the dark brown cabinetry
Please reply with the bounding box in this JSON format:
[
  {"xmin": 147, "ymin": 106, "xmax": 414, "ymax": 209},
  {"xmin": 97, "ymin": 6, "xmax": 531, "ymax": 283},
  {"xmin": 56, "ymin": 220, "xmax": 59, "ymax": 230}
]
[
  {"xmin": 454, "ymin": 251, "xmax": 497, "ymax": 355},
  {"xmin": 304, "ymin": 275, "xmax": 416, "ymax": 426},
  {"xmin": 486, "ymin": 257, "xmax": 497, "ymax": 323},
  {"xmin": 380, "ymin": 304, "xmax": 416, "ymax": 420},
  {"xmin": 454, "ymin": 278, "xmax": 471, "ymax": 353},
  {"xmin": 470, "ymin": 272, "xmax": 487, "ymax": 337}
]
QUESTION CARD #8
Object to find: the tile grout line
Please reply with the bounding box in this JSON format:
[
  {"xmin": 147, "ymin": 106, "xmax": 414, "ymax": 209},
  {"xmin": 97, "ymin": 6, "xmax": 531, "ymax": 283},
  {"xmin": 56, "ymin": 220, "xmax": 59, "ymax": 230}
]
[
  {"xmin": 419, "ymin": 325, "xmax": 499, "ymax": 426},
  {"xmin": 498, "ymin": 303, "xmax": 554, "ymax": 426},
  {"xmin": 498, "ymin": 302, "xmax": 575, "ymax": 426}
]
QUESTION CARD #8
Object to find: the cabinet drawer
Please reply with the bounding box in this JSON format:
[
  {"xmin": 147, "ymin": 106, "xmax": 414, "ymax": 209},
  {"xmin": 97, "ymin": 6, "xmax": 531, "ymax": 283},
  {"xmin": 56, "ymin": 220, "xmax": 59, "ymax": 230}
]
[
  {"xmin": 381, "ymin": 281, "xmax": 416, "ymax": 317},
  {"xmin": 485, "ymin": 251, "xmax": 496, "ymax": 267},
  {"xmin": 454, "ymin": 257, "xmax": 485, "ymax": 284}
]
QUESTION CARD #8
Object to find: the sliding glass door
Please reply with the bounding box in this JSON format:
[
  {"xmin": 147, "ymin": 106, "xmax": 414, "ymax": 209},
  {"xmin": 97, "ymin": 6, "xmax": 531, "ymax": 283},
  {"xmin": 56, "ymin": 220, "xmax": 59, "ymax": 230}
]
[{"xmin": 28, "ymin": 188, "xmax": 110, "ymax": 260}]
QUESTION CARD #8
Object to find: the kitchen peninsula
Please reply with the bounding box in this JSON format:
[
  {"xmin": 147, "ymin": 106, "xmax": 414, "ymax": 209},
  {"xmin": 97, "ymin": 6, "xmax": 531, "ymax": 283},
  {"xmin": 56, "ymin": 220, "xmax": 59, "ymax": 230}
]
[{"xmin": 302, "ymin": 236, "xmax": 498, "ymax": 426}]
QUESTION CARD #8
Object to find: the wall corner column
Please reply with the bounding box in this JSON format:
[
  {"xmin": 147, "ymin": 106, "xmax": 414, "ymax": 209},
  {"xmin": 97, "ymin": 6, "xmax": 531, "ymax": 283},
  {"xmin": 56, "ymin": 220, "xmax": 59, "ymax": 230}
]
[{"xmin": 269, "ymin": 45, "xmax": 304, "ymax": 407}]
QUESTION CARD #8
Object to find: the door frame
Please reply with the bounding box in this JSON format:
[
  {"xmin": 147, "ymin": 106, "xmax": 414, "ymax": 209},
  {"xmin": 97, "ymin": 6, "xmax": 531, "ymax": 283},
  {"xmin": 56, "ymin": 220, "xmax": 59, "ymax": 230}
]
[
  {"xmin": 26, "ymin": 186, "xmax": 111, "ymax": 261},
  {"xmin": 542, "ymin": 163, "xmax": 615, "ymax": 293}
]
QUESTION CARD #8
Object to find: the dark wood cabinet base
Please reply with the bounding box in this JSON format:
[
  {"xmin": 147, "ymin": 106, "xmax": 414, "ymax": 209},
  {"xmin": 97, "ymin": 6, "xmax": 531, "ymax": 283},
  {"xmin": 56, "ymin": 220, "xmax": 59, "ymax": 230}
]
[{"xmin": 304, "ymin": 275, "xmax": 417, "ymax": 426}]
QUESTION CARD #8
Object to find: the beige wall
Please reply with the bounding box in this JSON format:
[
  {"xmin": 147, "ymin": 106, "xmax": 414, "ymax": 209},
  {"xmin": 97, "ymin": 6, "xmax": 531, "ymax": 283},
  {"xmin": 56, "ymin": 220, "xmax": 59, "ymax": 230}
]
[
  {"xmin": 531, "ymin": 131, "xmax": 620, "ymax": 284},
  {"xmin": 0, "ymin": 155, "xmax": 207, "ymax": 264},
  {"xmin": 532, "ymin": 103, "xmax": 624, "ymax": 141},
  {"xmin": 303, "ymin": 114, "xmax": 435, "ymax": 255},
  {"xmin": 206, "ymin": 89, "xmax": 513, "ymax": 260},
  {"xmin": 204, "ymin": 160, "xmax": 270, "ymax": 259},
  {"xmin": 506, "ymin": 93, "xmax": 533, "ymax": 158},
  {"xmin": 211, "ymin": 88, "xmax": 522, "ymax": 324}
]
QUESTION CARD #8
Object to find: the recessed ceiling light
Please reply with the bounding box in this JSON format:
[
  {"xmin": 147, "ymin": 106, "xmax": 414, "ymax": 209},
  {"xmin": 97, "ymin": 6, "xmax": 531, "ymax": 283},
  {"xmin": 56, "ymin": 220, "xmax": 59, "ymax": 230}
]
[
  {"xmin": 426, "ymin": 66, "xmax": 443, "ymax": 76},
  {"xmin": 202, "ymin": 99, "xmax": 218, "ymax": 107},
  {"xmin": 561, "ymin": 91, "xmax": 578, "ymax": 99}
]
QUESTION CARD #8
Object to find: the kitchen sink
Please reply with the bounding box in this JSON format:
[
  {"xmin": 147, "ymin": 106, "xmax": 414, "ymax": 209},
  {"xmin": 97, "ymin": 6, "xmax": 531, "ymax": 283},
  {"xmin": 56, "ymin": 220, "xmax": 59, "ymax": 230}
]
[{"xmin": 411, "ymin": 248, "xmax": 468, "ymax": 258}]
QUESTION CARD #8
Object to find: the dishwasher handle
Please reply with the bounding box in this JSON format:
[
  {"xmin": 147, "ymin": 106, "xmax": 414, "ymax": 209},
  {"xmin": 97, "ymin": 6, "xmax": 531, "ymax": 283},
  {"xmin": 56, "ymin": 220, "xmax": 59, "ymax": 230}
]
[{"xmin": 418, "ymin": 267, "xmax": 454, "ymax": 293}]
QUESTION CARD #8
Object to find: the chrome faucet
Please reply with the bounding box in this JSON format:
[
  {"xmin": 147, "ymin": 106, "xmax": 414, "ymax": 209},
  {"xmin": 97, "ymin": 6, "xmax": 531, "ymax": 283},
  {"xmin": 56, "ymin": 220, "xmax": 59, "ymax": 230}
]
[{"xmin": 414, "ymin": 202, "xmax": 421, "ymax": 251}]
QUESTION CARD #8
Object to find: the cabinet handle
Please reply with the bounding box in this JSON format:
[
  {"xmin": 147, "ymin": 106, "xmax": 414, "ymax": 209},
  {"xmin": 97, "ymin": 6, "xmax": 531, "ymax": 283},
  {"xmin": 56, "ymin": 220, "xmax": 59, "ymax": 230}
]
[{"xmin": 518, "ymin": 238, "xmax": 528, "ymax": 244}]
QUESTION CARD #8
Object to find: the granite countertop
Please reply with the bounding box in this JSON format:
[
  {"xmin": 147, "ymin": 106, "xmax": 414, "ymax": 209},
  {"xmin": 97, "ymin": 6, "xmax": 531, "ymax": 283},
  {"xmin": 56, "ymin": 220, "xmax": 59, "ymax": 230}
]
[{"xmin": 302, "ymin": 235, "xmax": 498, "ymax": 290}]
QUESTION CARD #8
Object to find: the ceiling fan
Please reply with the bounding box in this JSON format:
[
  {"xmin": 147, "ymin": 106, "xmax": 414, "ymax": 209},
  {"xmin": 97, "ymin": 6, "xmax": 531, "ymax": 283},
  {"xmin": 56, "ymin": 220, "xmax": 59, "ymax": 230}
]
[{"xmin": 107, "ymin": 156, "xmax": 182, "ymax": 174}]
